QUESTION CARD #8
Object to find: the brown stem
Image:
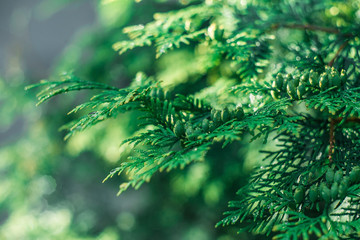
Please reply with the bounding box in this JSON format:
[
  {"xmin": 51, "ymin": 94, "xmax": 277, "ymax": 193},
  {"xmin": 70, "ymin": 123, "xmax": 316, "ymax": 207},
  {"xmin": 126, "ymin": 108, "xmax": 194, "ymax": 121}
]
[
  {"xmin": 271, "ymin": 23, "xmax": 351, "ymax": 67},
  {"xmin": 326, "ymin": 40, "xmax": 349, "ymax": 162},
  {"xmin": 328, "ymin": 40, "xmax": 349, "ymax": 67},
  {"xmin": 328, "ymin": 118, "xmax": 335, "ymax": 164},
  {"xmin": 334, "ymin": 117, "xmax": 360, "ymax": 124},
  {"xmin": 271, "ymin": 23, "xmax": 340, "ymax": 34},
  {"xmin": 327, "ymin": 116, "xmax": 360, "ymax": 163},
  {"xmin": 313, "ymin": 117, "xmax": 360, "ymax": 124}
]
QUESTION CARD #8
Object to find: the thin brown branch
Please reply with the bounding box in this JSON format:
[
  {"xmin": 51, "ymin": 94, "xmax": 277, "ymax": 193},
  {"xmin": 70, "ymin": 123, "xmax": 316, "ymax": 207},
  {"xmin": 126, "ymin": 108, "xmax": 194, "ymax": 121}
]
[
  {"xmin": 326, "ymin": 117, "xmax": 360, "ymax": 163},
  {"xmin": 328, "ymin": 118, "xmax": 335, "ymax": 164},
  {"xmin": 333, "ymin": 117, "xmax": 360, "ymax": 124},
  {"xmin": 326, "ymin": 39, "xmax": 349, "ymax": 162},
  {"xmin": 271, "ymin": 23, "xmax": 340, "ymax": 34},
  {"xmin": 328, "ymin": 40, "xmax": 349, "ymax": 67}
]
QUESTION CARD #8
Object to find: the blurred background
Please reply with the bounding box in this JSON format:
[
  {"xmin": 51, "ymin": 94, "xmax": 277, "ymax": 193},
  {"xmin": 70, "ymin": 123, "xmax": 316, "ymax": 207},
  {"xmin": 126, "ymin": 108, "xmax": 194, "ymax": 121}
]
[{"xmin": 0, "ymin": 0, "xmax": 259, "ymax": 239}]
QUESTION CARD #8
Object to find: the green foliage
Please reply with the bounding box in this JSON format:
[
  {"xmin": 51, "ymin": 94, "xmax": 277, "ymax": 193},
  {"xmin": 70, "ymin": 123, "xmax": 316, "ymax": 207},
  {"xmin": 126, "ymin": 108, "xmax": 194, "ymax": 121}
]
[{"xmin": 27, "ymin": 0, "xmax": 360, "ymax": 239}]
